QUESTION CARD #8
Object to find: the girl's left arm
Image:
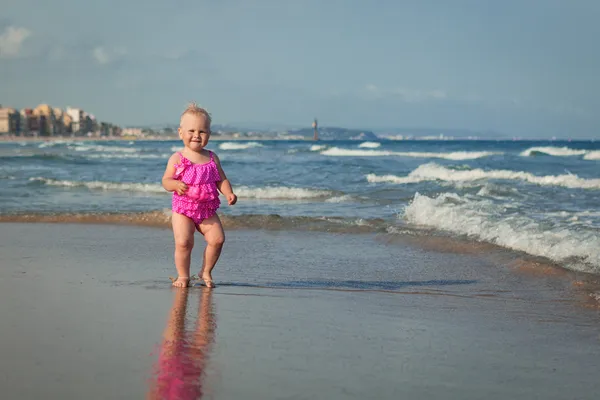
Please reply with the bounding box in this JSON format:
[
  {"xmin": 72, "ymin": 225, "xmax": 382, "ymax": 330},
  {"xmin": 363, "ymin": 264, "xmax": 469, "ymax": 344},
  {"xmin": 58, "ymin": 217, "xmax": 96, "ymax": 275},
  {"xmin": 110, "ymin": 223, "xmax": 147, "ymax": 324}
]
[{"xmin": 213, "ymin": 153, "xmax": 237, "ymax": 205}]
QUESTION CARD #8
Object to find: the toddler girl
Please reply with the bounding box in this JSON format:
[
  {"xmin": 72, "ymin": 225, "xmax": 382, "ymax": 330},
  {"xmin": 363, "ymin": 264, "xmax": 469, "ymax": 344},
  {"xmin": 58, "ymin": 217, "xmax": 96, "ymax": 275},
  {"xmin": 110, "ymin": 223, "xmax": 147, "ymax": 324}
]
[{"xmin": 162, "ymin": 103, "xmax": 237, "ymax": 288}]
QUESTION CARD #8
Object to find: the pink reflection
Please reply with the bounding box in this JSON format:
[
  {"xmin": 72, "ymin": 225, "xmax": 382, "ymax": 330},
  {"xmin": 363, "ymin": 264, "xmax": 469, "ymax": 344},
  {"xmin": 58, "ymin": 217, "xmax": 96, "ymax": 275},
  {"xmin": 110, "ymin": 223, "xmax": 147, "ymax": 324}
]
[{"xmin": 148, "ymin": 288, "xmax": 216, "ymax": 399}]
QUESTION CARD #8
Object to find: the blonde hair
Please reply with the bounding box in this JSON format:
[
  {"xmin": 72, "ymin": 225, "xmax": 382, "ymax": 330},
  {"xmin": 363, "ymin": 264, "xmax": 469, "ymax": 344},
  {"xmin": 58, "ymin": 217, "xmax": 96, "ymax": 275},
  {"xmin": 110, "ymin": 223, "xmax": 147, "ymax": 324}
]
[{"xmin": 180, "ymin": 102, "xmax": 212, "ymax": 125}]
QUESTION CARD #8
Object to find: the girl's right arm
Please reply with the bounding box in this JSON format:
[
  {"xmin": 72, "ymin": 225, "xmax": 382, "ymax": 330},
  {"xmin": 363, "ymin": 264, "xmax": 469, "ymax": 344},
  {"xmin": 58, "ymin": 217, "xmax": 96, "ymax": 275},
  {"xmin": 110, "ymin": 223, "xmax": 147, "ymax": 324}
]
[{"xmin": 162, "ymin": 153, "xmax": 188, "ymax": 195}]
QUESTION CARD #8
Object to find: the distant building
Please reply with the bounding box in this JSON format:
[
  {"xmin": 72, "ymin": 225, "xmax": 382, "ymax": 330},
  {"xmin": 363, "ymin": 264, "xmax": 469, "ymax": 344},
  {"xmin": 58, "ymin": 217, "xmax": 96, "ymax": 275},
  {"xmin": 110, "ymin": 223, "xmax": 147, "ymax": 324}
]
[
  {"xmin": 53, "ymin": 107, "xmax": 70, "ymax": 135},
  {"xmin": 66, "ymin": 107, "xmax": 85, "ymax": 134},
  {"xmin": 18, "ymin": 108, "xmax": 47, "ymax": 136},
  {"xmin": 121, "ymin": 128, "xmax": 144, "ymax": 137},
  {"xmin": 1, "ymin": 103, "xmax": 119, "ymax": 137},
  {"xmin": 33, "ymin": 104, "xmax": 57, "ymax": 136},
  {"xmin": 0, "ymin": 107, "xmax": 20, "ymax": 134},
  {"xmin": 62, "ymin": 113, "xmax": 73, "ymax": 134}
]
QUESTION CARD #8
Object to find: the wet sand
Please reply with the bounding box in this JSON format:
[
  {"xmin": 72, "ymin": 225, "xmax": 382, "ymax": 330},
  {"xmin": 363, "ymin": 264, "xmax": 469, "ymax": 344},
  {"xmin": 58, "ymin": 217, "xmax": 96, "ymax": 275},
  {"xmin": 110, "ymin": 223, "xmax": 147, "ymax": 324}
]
[{"xmin": 1, "ymin": 222, "xmax": 599, "ymax": 399}]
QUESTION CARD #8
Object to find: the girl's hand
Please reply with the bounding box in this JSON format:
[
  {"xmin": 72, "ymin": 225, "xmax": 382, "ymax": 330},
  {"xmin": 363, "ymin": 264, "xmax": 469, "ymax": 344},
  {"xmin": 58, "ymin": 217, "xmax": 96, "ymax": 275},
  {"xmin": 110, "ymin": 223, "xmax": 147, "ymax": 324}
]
[
  {"xmin": 227, "ymin": 193, "xmax": 237, "ymax": 205},
  {"xmin": 175, "ymin": 181, "xmax": 188, "ymax": 196}
]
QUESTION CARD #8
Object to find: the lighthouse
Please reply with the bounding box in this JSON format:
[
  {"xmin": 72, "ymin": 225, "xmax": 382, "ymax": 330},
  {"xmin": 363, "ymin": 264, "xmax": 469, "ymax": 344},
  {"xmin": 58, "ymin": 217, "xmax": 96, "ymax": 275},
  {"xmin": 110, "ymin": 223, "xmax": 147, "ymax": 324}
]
[{"xmin": 312, "ymin": 118, "xmax": 319, "ymax": 141}]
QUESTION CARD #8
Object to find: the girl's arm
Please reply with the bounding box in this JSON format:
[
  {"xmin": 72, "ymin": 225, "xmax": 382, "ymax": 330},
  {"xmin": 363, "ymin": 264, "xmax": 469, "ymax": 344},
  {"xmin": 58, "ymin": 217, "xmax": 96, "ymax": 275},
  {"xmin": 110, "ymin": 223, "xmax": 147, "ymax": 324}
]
[
  {"xmin": 213, "ymin": 153, "xmax": 237, "ymax": 205},
  {"xmin": 162, "ymin": 153, "xmax": 188, "ymax": 195}
]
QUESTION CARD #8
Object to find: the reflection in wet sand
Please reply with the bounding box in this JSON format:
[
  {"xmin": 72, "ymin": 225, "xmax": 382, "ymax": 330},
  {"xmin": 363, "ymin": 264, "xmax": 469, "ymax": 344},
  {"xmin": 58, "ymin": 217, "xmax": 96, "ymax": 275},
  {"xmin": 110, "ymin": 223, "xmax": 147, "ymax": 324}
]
[{"xmin": 148, "ymin": 288, "xmax": 216, "ymax": 400}]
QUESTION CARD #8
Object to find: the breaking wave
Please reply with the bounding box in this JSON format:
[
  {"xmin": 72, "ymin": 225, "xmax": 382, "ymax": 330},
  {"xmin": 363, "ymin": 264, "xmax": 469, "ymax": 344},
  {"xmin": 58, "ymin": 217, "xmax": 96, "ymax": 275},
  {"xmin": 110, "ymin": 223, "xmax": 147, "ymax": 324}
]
[
  {"xmin": 321, "ymin": 147, "xmax": 500, "ymax": 160},
  {"xmin": 358, "ymin": 142, "xmax": 381, "ymax": 148},
  {"xmin": 366, "ymin": 163, "xmax": 600, "ymax": 189},
  {"xmin": 219, "ymin": 142, "xmax": 264, "ymax": 150},
  {"xmin": 67, "ymin": 144, "xmax": 138, "ymax": 153},
  {"xmin": 310, "ymin": 145, "xmax": 328, "ymax": 151},
  {"xmin": 402, "ymin": 192, "xmax": 600, "ymax": 274},
  {"xmin": 30, "ymin": 178, "xmax": 338, "ymax": 200},
  {"xmin": 29, "ymin": 177, "xmax": 166, "ymax": 193},
  {"xmin": 235, "ymin": 186, "xmax": 334, "ymax": 200},
  {"xmin": 584, "ymin": 151, "xmax": 600, "ymax": 160},
  {"xmin": 521, "ymin": 146, "xmax": 600, "ymax": 160}
]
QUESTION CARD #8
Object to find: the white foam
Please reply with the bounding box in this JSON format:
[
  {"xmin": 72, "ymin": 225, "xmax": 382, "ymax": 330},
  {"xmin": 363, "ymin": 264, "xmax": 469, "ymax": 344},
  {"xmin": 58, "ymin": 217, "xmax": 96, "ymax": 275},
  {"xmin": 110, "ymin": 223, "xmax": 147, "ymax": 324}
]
[
  {"xmin": 520, "ymin": 146, "xmax": 588, "ymax": 157},
  {"xmin": 30, "ymin": 177, "xmax": 165, "ymax": 193},
  {"xmin": 583, "ymin": 151, "xmax": 600, "ymax": 160},
  {"xmin": 236, "ymin": 186, "xmax": 332, "ymax": 200},
  {"xmin": 521, "ymin": 146, "xmax": 600, "ymax": 160},
  {"xmin": 67, "ymin": 144, "xmax": 138, "ymax": 153},
  {"xmin": 366, "ymin": 163, "xmax": 600, "ymax": 189},
  {"xmin": 402, "ymin": 192, "xmax": 600, "ymax": 273},
  {"xmin": 310, "ymin": 145, "xmax": 327, "ymax": 151},
  {"xmin": 38, "ymin": 140, "xmax": 73, "ymax": 148},
  {"xmin": 366, "ymin": 173, "xmax": 421, "ymax": 184},
  {"xmin": 325, "ymin": 194, "xmax": 355, "ymax": 203},
  {"xmin": 358, "ymin": 142, "xmax": 381, "ymax": 148},
  {"xmin": 476, "ymin": 183, "xmax": 518, "ymax": 198},
  {"xmin": 322, "ymin": 147, "xmax": 500, "ymax": 160},
  {"xmin": 86, "ymin": 153, "xmax": 169, "ymax": 160},
  {"xmin": 219, "ymin": 142, "xmax": 263, "ymax": 150}
]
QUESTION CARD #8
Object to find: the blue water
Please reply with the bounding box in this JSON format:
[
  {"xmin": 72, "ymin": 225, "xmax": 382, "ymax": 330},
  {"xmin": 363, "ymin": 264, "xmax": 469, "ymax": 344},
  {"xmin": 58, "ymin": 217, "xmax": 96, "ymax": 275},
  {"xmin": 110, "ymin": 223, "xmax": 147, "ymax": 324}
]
[{"xmin": 1, "ymin": 138, "xmax": 599, "ymax": 273}]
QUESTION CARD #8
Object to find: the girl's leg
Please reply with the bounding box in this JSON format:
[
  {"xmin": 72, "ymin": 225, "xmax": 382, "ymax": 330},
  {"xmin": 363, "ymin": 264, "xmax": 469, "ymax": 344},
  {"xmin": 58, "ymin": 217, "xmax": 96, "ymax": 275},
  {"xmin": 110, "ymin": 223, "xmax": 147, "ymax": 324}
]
[
  {"xmin": 198, "ymin": 214, "xmax": 225, "ymax": 288},
  {"xmin": 172, "ymin": 212, "xmax": 196, "ymax": 287}
]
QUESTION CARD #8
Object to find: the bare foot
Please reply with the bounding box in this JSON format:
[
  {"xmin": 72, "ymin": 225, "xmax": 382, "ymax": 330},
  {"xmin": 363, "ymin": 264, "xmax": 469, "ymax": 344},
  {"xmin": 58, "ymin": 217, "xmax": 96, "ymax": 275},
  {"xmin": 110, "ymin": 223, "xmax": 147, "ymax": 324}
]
[
  {"xmin": 169, "ymin": 276, "xmax": 190, "ymax": 288},
  {"xmin": 201, "ymin": 273, "xmax": 215, "ymax": 288}
]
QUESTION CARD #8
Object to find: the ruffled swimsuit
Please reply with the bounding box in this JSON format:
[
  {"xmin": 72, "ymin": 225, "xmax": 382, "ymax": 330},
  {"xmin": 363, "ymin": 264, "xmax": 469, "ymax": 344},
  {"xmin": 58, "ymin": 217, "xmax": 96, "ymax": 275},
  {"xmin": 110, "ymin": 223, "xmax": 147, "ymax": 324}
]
[{"xmin": 172, "ymin": 151, "xmax": 221, "ymax": 226}]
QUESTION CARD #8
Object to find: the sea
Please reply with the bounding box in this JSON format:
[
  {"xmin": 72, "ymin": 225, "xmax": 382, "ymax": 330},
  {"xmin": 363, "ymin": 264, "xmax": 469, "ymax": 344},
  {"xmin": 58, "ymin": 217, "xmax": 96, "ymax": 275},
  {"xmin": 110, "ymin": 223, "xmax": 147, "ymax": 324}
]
[{"xmin": 1, "ymin": 138, "xmax": 599, "ymax": 275}]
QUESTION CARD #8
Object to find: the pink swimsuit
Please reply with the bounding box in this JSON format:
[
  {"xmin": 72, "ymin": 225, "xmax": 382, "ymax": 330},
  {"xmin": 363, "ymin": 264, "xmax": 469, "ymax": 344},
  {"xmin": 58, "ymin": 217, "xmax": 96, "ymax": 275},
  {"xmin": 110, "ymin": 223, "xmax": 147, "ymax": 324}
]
[{"xmin": 172, "ymin": 151, "xmax": 221, "ymax": 225}]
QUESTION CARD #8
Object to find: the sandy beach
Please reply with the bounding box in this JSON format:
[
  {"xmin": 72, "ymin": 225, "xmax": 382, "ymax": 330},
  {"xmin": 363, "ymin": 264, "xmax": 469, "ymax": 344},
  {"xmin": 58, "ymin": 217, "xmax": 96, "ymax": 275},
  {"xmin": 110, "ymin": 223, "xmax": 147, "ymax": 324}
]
[{"xmin": 1, "ymin": 222, "xmax": 599, "ymax": 399}]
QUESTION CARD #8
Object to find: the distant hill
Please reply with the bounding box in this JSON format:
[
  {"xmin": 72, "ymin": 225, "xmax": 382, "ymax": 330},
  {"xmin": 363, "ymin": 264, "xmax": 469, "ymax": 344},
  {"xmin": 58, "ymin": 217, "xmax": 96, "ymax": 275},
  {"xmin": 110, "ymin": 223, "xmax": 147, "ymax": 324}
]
[{"xmin": 288, "ymin": 126, "xmax": 379, "ymax": 140}]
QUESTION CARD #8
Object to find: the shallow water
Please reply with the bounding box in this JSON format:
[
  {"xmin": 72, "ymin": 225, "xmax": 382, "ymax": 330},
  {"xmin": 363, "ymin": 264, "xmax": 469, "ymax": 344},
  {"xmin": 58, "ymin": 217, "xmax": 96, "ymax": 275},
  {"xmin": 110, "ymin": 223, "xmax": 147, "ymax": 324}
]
[{"xmin": 1, "ymin": 138, "xmax": 599, "ymax": 275}]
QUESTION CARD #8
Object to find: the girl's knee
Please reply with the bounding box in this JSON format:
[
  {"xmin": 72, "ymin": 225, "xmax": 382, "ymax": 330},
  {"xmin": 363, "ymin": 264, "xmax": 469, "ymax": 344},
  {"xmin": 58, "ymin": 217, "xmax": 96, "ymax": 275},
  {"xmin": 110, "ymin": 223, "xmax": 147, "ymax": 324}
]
[
  {"xmin": 209, "ymin": 234, "xmax": 225, "ymax": 248},
  {"xmin": 175, "ymin": 238, "xmax": 194, "ymax": 251}
]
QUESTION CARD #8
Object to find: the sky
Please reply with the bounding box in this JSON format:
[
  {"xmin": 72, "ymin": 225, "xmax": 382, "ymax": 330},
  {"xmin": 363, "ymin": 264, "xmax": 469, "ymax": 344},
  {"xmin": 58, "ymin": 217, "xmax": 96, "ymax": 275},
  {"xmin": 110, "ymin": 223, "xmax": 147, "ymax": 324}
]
[{"xmin": 1, "ymin": 0, "xmax": 599, "ymax": 138}]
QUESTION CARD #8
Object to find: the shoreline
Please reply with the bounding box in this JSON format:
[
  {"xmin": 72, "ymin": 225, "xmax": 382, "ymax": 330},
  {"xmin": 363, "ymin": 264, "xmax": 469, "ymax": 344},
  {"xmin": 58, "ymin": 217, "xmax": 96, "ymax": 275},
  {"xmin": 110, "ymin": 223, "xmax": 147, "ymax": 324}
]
[
  {"xmin": 3, "ymin": 135, "xmax": 597, "ymax": 144},
  {"xmin": 0, "ymin": 135, "xmax": 313, "ymax": 143},
  {"xmin": 2, "ymin": 218, "xmax": 599, "ymax": 310}
]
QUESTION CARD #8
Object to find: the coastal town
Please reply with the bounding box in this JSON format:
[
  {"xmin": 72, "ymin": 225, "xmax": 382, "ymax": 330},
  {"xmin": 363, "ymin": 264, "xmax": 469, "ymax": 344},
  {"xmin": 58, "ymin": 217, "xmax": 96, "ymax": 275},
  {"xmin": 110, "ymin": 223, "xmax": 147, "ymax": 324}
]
[
  {"xmin": 0, "ymin": 103, "xmax": 318, "ymax": 141},
  {"xmin": 0, "ymin": 103, "xmax": 123, "ymax": 138}
]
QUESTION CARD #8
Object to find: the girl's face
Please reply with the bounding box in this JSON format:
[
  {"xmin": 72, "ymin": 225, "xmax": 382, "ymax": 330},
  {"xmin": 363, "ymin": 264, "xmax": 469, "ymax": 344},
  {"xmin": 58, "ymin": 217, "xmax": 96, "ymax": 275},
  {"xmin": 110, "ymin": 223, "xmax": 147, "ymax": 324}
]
[{"xmin": 178, "ymin": 114, "xmax": 211, "ymax": 151}]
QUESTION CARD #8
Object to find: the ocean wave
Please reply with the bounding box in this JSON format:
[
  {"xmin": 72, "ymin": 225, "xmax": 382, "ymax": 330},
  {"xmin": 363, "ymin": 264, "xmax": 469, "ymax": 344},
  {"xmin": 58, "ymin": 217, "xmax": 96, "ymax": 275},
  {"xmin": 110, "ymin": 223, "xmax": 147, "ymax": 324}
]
[
  {"xmin": 235, "ymin": 186, "xmax": 334, "ymax": 200},
  {"xmin": 358, "ymin": 142, "xmax": 381, "ymax": 148},
  {"xmin": 521, "ymin": 146, "xmax": 599, "ymax": 160},
  {"xmin": 30, "ymin": 178, "xmax": 336, "ymax": 200},
  {"xmin": 219, "ymin": 142, "xmax": 263, "ymax": 150},
  {"xmin": 85, "ymin": 153, "xmax": 170, "ymax": 160},
  {"xmin": 321, "ymin": 147, "xmax": 500, "ymax": 160},
  {"xmin": 29, "ymin": 177, "xmax": 166, "ymax": 193},
  {"xmin": 476, "ymin": 182, "xmax": 519, "ymax": 197},
  {"xmin": 1, "ymin": 153, "xmax": 94, "ymax": 164},
  {"xmin": 583, "ymin": 151, "xmax": 600, "ymax": 160},
  {"xmin": 67, "ymin": 143, "xmax": 138, "ymax": 153},
  {"xmin": 366, "ymin": 163, "xmax": 600, "ymax": 189},
  {"xmin": 37, "ymin": 140, "xmax": 74, "ymax": 148},
  {"xmin": 402, "ymin": 192, "xmax": 600, "ymax": 274},
  {"xmin": 310, "ymin": 145, "xmax": 328, "ymax": 151},
  {"xmin": 325, "ymin": 194, "xmax": 356, "ymax": 203}
]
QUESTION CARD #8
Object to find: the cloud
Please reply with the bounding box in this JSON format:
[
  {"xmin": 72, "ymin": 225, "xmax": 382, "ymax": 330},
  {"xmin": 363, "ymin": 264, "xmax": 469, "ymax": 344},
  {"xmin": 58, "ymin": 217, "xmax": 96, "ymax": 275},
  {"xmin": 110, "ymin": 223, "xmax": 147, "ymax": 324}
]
[
  {"xmin": 92, "ymin": 46, "xmax": 127, "ymax": 65},
  {"xmin": 0, "ymin": 26, "xmax": 31, "ymax": 58}
]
